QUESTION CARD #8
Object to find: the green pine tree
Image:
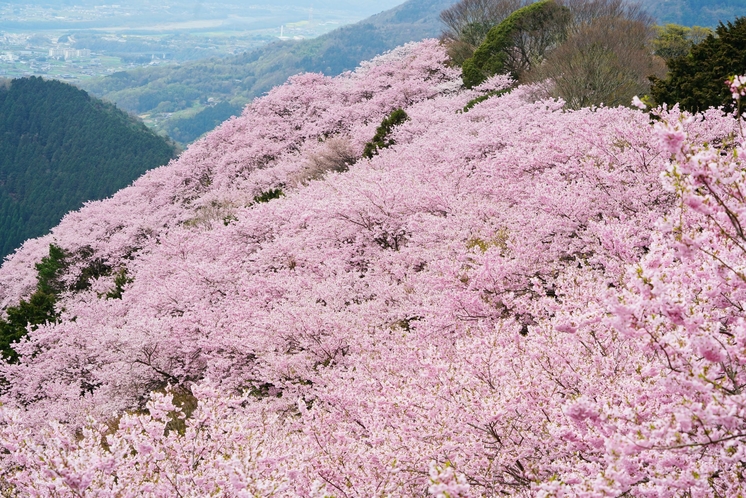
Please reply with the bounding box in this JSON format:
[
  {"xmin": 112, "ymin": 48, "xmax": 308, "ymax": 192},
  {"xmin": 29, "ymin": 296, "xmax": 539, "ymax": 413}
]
[{"xmin": 650, "ymin": 17, "xmax": 746, "ymax": 114}]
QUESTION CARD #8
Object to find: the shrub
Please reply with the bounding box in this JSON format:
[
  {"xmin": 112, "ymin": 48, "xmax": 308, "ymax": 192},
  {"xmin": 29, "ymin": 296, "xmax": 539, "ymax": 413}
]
[
  {"xmin": 0, "ymin": 244, "xmax": 67, "ymax": 363},
  {"xmin": 462, "ymin": 87, "xmax": 512, "ymax": 111},
  {"xmin": 362, "ymin": 109, "xmax": 410, "ymax": 159},
  {"xmin": 183, "ymin": 200, "xmax": 238, "ymax": 229},
  {"xmin": 105, "ymin": 268, "xmax": 132, "ymax": 300},
  {"xmin": 292, "ymin": 136, "xmax": 358, "ymax": 185},
  {"xmin": 253, "ymin": 188, "xmax": 285, "ymax": 204}
]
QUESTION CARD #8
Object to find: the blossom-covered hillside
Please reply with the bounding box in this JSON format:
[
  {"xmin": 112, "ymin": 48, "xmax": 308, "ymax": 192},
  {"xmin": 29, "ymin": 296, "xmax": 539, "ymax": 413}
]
[{"xmin": 1, "ymin": 40, "xmax": 745, "ymax": 496}]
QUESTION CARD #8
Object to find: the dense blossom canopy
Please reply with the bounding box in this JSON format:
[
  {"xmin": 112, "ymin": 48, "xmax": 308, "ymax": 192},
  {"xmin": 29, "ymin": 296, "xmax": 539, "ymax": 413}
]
[{"xmin": 1, "ymin": 39, "xmax": 745, "ymax": 496}]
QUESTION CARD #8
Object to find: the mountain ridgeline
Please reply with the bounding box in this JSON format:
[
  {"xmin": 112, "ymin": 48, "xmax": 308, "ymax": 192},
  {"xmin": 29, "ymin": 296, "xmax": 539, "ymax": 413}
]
[
  {"xmin": 0, "ymin": 77, "xmax": 178, "ymax": 259},
  {"xmin": 641, "ymin": 0, "xmax": 746, "ymax": 27},
  {"xmin": 80, "ymin": 0, "xmax": 457, "ymax": 145}
]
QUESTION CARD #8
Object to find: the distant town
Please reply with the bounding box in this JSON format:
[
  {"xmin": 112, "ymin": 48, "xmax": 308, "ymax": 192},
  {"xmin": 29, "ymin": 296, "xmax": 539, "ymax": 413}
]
[
  {"xmin": 0, "ymin": 29, "xmax": 264, "ymax": 81},
  {"xmin": 0, "ymin": 1, "xmax": 361, "ymax": 82}
]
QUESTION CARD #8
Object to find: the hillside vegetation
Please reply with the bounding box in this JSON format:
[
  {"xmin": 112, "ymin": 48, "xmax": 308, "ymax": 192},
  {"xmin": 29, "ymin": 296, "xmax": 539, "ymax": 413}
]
[
  {"xmin": 651, "ymin": 16, "xmax": 746, "ymax": 113},
  {"xmin": 80, "ymin": 0, "xmax": 456, "ymax": 144},
  {"xmin": 76, "ymin": 0, "xmax": 746, "ymax": 146},
  {"xmin": 0, "ymin": 77, "xmax": 178, "ymax": 259},
  {"xmin": 1, "ymin": 34, "xmax": 746, "ymax": 494},
  {"xmin": 451, "ymin": 0, "xmax": 665, "ymax": 110}
]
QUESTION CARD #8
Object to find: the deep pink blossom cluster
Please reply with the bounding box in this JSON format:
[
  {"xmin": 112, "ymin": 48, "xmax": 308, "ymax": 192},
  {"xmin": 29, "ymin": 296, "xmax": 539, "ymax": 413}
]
[
  {"xmin": 728, "ymin": 75, "xmax": 746, "ymax": 100},
  {"xmin": 0, "ymin": 39, "xmax": 745, "ymax": 496}
]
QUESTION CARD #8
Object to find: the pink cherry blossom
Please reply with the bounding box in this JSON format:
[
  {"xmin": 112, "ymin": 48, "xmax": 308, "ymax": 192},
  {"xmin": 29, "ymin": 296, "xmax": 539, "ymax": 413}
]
[{"xmin": 1, "ymin": 42, "xmax": 746, "ymax": 496}]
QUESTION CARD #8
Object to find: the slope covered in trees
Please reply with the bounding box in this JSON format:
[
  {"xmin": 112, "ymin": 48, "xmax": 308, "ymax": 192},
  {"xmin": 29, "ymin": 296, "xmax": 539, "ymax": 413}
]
[
  {"xmin": 80, "ymin": 0, "xmax": 456, "ymax": 145},
  {"xmin": 0, "ymin": 77, "xmax": 178, "ymax": 259},
  {"xmin": 1, "ymin": 39, "xmax": 746, "ymax": 495}
]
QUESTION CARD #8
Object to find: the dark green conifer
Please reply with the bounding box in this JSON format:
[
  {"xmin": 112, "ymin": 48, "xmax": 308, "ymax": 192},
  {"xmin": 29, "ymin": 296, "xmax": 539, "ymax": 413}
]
[
  {"xmin": 650, "ymin": 17, "xmax": 746, "ymax": 114},
  {"xmin": 362, "ymin": 109, "xmax": 410, "ymax": 159},
  {"xmin": 0, "ymin": 244, "xmax": 68, "ymax": 363}
]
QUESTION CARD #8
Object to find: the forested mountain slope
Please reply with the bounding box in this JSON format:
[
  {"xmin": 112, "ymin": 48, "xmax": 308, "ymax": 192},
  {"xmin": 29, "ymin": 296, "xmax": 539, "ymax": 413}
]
[
  {"xmin": 0, "ymin": 77, "xmax": 177, "ymax": 259},
  {"xmin": 1, "ymin": 39, "xmax": 746, "ymax": 495},
  {"xmin": 80, "ymin": 0, "xmax": 457, "ymax": 144}
]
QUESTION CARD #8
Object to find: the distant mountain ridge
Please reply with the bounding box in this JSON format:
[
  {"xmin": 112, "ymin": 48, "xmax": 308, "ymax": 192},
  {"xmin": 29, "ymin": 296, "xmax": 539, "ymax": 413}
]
[
  {"xmin": 0, "ymin": 77, "xmax": 178, "ymax": 259},
  {"xmin": 80, "ymin": 0, "xmax": 457, "ymax": 145},
  {"xmin": 641, "ymin": 0, "xmax": 746, "ymax": 27}
]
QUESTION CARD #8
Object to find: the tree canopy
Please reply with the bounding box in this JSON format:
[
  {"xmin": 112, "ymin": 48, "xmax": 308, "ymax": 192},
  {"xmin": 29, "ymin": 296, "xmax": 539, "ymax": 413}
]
[
  {"xmin": 458, "ymin": 0, "xmax": 661, "ymax": 109},
  {"xmin": 0, "ymin": 77, "xmax": 177, "ymax": 259},
  {"xmin": 652, "ymin": 23, "xmax": 713, "ymax": 61},
  {"xmin": 0, "ymin": 244, "xmax": 66, "ymax": 363},
  {"xmin": 461, "ymin": 0, "xmax": 571, "ymax": 87},
  {"xmin": 1, "ymin": 40, "xmax": 746, "ymax": 495},
  {"xmin": 650, "ymin": 16, "xmax": 746, "ymax": 113},
  {"xmin": 439, "ymin": 0, "xmax": 530, "ymax": 65}
]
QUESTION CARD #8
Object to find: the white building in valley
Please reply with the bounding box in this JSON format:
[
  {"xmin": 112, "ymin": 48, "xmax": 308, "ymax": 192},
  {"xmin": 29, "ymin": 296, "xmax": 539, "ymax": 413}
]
[{"xmin": 48, "ymin": 48, "xmax": 91, "ymax": 60}]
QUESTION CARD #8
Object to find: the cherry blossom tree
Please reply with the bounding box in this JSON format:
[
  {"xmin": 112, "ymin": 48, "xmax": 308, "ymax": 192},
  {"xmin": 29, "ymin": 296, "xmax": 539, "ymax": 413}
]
[{"xmin": 0, "ymin": 39, "xmax": 745, "ymax": 496}]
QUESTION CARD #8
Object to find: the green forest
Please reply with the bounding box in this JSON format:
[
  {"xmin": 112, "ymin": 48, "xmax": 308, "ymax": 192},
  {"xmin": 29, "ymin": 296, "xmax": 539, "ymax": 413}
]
[{"xmin": 0, "ymin": 76, "xmax": 178, "ymax": 258}]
